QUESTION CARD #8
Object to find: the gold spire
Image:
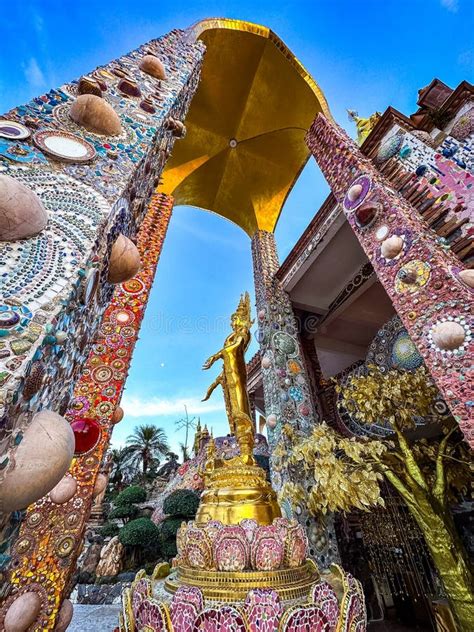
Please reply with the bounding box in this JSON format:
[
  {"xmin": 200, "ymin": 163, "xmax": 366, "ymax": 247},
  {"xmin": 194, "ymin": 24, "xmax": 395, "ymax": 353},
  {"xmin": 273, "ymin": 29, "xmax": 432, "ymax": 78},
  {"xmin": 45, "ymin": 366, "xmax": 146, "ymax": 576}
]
[{"xmin": 347, "ymin": 109, "xmax": 381, "ymax": 145}]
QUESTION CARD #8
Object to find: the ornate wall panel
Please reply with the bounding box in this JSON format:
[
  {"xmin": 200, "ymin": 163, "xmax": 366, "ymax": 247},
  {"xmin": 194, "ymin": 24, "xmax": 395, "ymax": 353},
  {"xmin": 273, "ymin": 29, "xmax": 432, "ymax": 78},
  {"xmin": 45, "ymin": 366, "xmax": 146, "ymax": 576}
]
[
  {"xmin": 251, "ymin": 230, "xmax": 339, "ymax": 567},
  {"xmin": 0, "ymin": 193, "xmax": 173, "ymax": 631},
  {"xmin": 306, "ymin": 114, "xmax": 473, "ymax": 446},
  {"xmin": 0, "ymin": 29, "xmax": 204, "ymax": 500}
]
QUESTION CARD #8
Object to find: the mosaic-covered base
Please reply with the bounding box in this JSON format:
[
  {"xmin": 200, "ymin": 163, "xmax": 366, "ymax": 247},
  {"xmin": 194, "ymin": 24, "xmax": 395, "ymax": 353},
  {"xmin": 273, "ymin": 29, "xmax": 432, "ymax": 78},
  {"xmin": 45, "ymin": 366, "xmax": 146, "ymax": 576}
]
[{"xmin": 120, "ymin": 563, "xmax": 367, "ymax": 632}]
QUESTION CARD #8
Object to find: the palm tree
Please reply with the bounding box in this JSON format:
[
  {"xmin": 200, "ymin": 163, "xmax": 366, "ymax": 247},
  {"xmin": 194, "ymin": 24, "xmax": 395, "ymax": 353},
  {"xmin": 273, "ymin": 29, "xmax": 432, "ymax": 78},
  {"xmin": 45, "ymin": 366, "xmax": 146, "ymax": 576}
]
[
  {"xmin": 125, "ymin": 424, "xmax": 169, "ymax": 476},
  {"xmin": 109, "ymin": 447, "xmax": 136, "ymax": 491}
]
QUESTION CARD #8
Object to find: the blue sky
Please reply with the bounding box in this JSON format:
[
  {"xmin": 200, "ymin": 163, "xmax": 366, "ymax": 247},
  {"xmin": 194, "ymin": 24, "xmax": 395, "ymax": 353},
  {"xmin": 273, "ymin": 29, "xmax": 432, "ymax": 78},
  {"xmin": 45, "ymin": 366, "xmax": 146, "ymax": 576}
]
[{"xmin": 1, "ymin": 1, "xmax": 472, "ymax": 456}]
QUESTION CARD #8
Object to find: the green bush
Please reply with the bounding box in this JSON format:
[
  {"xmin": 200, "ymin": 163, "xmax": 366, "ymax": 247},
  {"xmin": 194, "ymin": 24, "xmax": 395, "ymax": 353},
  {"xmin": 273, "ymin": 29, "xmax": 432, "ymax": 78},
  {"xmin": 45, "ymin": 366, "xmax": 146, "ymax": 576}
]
[
  {"xmin": 160, "ymin": 516, "xmax": 184, "ymax": 541},
  {"xmin": 109, "ymin": 504, "xmax": 139, "ymax": 522},
  {"xmin": 163, "ymin": 489, "xmax": 200, "ymax": 518},
  {"xmin": 115, "ymin": 485, "xmax": 147, "ymax": 506},
  {"xmin": 99, "ymin": 522, "xmax": 120, "ymax": 538},
  {"xmin": 161, "ymin": 538, "xmax": 177, "ymax": 560},
  {"xmin": 118, "ymin": 518, "xmax": 160, "ymax": 547}
]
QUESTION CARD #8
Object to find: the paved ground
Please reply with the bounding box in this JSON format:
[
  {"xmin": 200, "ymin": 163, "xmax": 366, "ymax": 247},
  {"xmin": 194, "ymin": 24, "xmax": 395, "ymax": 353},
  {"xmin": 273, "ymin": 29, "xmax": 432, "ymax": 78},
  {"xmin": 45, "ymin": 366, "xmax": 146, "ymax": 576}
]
[{"xmin": 68, "ymin": 605, "xmax": 121, "ymax": 632}]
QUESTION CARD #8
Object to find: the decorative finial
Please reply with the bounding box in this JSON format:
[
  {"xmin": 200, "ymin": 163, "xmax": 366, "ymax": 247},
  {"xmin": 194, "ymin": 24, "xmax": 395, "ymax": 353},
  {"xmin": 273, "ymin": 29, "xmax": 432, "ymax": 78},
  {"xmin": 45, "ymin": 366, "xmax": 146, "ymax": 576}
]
[{"xmin": 347, "ymin": 109, "xmax": 381, "ymax": 145}]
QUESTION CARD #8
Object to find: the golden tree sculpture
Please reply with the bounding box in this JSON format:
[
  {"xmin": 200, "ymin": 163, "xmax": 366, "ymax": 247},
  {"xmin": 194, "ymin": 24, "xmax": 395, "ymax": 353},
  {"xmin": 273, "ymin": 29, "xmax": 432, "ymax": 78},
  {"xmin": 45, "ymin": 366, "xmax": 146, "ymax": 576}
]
[{"xmin": 278, "ymin": 366, "xmax": 473, "ymax": 631}]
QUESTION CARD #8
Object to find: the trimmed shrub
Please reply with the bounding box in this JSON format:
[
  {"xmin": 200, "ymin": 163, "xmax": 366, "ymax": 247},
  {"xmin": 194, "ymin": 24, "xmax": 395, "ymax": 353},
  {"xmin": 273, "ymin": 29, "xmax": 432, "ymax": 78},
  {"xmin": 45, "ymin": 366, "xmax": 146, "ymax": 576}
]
[
  {"xmin": 160, "ymin": 517, "xmax": 184, "ymax": 542},
  {"xmin": 99, "ymin": 522, "xmax": 120, "ymax": 538},
  {"xmin": 115, "ymin": 485, "xmax": 147, "ymax": 507},
  {"xmin": 109, "ymin": 504, "xmax": 139, "ymax": 522},
  {"xmin": 119, "ymin": 518, "xmax": 160, "ymax": 547},
  {"xmin": 163, "ymin": 489, "xmax": 200, "ymax": 518}
]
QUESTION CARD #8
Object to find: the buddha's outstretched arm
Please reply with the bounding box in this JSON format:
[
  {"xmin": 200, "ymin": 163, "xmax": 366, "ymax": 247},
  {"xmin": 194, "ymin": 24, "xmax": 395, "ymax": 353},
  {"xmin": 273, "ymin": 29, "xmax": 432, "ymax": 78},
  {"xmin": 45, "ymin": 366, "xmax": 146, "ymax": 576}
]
[
  {"xmin": 202, "ymin": 351, "xmax": 222, "ymax": 370},
  {"xmin": 202, "ymin": 373, "xmax": 222, "ymax": 401}
]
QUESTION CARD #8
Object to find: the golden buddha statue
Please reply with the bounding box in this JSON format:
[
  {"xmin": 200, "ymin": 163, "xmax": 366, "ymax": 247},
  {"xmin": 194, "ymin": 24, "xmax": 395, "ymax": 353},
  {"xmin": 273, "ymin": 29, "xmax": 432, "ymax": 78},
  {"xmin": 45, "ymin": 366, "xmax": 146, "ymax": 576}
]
[
  {"xmin": 196, "ymin": 293, "xmax": 281, "ymax": 525},
  {"xmin": 164, "ymin": 294, "xmax": 319, "ymax": 603},
  {"xmin": 202, "ymin": 292, "xmax": 254, "ymax": 460}
]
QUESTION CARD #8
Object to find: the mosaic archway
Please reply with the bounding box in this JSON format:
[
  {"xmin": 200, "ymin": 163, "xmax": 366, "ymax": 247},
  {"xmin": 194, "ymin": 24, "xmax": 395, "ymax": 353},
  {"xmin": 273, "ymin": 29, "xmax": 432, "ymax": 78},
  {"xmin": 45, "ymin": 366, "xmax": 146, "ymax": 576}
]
[
  {"xmin": 0, "ymin": 16, "xmax": 472, "ymax": 631},
  {"xmin": 0, "ymin": 19, "xmax": 334, "ymax": 630}
]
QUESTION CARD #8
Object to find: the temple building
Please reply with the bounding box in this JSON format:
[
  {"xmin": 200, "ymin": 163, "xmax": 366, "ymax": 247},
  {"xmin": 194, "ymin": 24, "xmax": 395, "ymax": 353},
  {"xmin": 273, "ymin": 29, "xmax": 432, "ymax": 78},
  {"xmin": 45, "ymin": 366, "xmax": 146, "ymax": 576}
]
[
  {"xmin": 0, "ymin": 16, "xmax": 471, "ymax": 632},
  {"xmin": 245, "ymin": 77, "xmax": 473, "ymax": 629}
]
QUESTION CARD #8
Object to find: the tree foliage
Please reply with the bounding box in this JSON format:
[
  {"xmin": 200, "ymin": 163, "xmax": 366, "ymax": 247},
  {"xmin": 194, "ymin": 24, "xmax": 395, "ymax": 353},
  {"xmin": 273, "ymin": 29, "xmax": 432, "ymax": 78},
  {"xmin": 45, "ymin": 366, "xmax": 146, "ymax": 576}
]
[
  {"xmin": 115, "ymin": 485, "xmax": 147, "ymax": 507},
  {"xmin": 125, "ymin": 424, "xmax": 169, "ymax": 475},
  {"xmin": 160, "ymin": 516, "xmax": 185, "ymax": 541},
  {"xmin": 118, "ymin": 518, "xmax": 160, "ymax": 547},
  {"xmin": 161, "ymin": 539, "xmax": 177, "ymax": 559},
  {"xmin": 279, "ymin": 365, "xmax": 473, "ymax": 630},
  {"xmin": 338, "ymin": 365, "xmax": 437, "ymax": 430},
  {"xmin": 179, "ymin": 442, "xmax": 191, "ymax": 462},
  {"xmin": 109, "ymin": 504, "xmax": 139, "ymax": 523},
  {"xmin": 277, "ymin": 422, "xmax": 386, "ymax": 514},
  {"xmin": 163, "ymin": 489, "xmax": 200, "ymax": 518},
  {"xmin": 99, "ymin": 522, "xmax": 120, "ymax": 539},
  {"xmin": 109, "ymin": 447, "xmax": 137, "ymax": 491}
]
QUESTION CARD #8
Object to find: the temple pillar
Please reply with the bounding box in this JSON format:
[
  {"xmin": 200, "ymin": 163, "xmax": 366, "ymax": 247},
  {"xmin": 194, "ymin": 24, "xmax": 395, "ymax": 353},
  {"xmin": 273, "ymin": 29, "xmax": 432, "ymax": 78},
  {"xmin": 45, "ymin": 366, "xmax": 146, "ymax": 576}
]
[
  {"xmin": 306, "ymin": 114, "xmax": 473, "ymax": 447},
  {"xmin": 0, "ymin": 29, "xmax": 203, "ymax": 530},
  {"xmin": 0, "ymin": 193, "xmax": 173, "ymax": 631},
  {"xmin": 251, "ymin": 229, "xmax": 339, "ymax": 567}
]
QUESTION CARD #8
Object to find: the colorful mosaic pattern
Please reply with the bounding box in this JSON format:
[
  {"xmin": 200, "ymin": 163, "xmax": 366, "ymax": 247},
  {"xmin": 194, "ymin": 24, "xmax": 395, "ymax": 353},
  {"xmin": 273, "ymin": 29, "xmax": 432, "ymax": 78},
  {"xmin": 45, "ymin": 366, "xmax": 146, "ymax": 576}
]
[
  {"xmin": 170, "ymin": 586, "xmax": 203, "ymax": 632},
  {"xmin": 244, "ymin": 589, "xmax": 282, "ymax": 632},
  {"xmin": 0, "ymin": 29, "xmax": 204, "ymax": 515},
  {"xmin": 251, "ymin": 230, "xmax": 339, "ymax": 568},
  {"xmin": 193, "ymin": 605, "xmax": 248, "ymax": 631},
  {"xmin": 378, "ymin": 119, "xmax": 473, "ymax": 242},
  {"xmin": 122, "ymin": 565, "xmax": 367, "ymax": 632},
  {"xmin": 214, "ymin": 525, "xmax": 250, "ymax": 572},
  {"xmin": 279, "ymin": 604, "xmax": 330, "ymax": 632},
  {"xmin": 0, "ymin": 194, "xmax": 173, "ymax": 630},
  {"xmin": 337, "ymin": 316, "xmax": 450, "ymax": 438},
  {"xmin": 336, "ymin": 567, "xmax": 367, "ymax": 632},
  {"xmin": 136, "ymin": 598, "xmax": 173, "ymax": 631},
  {"xmin": 176, "ymin": 518, "xmax": 307, "ymax": 572},
  {"xmin": 310, "ymin": 581, "xmax": 340, "ymax": 629},
  {"xmin": 306, "ymin": 114, "xmax": 474, "ymax": 446}
]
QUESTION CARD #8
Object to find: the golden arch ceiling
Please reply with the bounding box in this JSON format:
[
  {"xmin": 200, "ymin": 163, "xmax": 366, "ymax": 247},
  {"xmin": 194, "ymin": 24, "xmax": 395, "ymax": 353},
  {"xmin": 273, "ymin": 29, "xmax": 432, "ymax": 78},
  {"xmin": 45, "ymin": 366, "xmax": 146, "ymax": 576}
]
[{"xmin": 160, "ymin": 18, "xmax": 331, "ymax": 236}]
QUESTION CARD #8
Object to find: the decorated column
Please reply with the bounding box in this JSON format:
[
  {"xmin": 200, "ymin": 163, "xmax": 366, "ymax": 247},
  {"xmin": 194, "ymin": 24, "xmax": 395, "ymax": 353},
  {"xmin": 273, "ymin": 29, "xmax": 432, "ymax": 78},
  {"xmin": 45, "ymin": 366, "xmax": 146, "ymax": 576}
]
[
  {"xmin": 0, "ymin": 193, "xmax": 173, "ymax": 632},
  {"xmin": 306, "ymin": 114, "xmax": 473, "ymax": 447},
  {"xmin": 251, "ymin": 229, "xmax": 339, "ymax": 567},
  {"xmin": 0, "ymin": 28, "xmax": 204, "ymax": 528}
]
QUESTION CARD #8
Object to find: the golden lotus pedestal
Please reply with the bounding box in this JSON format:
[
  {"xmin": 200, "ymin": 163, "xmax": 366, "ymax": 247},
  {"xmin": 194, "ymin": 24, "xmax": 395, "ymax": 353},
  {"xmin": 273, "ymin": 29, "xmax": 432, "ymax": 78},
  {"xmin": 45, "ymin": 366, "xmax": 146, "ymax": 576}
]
[
  {"xmin": 165, "ymin": 560, "xmax": 319, "ymax": 603},
  {"xmin": 195, "ymin": 462, "xmax": 282, "ymax": 526},
  {"xmin": 166, "ymin": 460, "xmax": 318, "ymax": 603}
]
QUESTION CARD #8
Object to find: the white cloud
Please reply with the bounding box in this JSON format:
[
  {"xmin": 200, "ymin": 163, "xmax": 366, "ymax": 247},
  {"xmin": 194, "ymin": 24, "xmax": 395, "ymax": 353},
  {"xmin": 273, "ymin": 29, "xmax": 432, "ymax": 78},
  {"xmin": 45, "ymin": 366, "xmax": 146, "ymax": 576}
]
[
  {"xmin": 440, "ymin": 0, "xmax": 459, "ymax": 12},
  {"xmin": 120, "ymin": 394, "xmax": 225, "ymax": 418},
  {"xmin": 23, "ymin": 57, "xmax": 46, "ymax": 89},
  {"xmin": 32, "ymin": 11, "xmax": 44, "ymax": 35}
]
